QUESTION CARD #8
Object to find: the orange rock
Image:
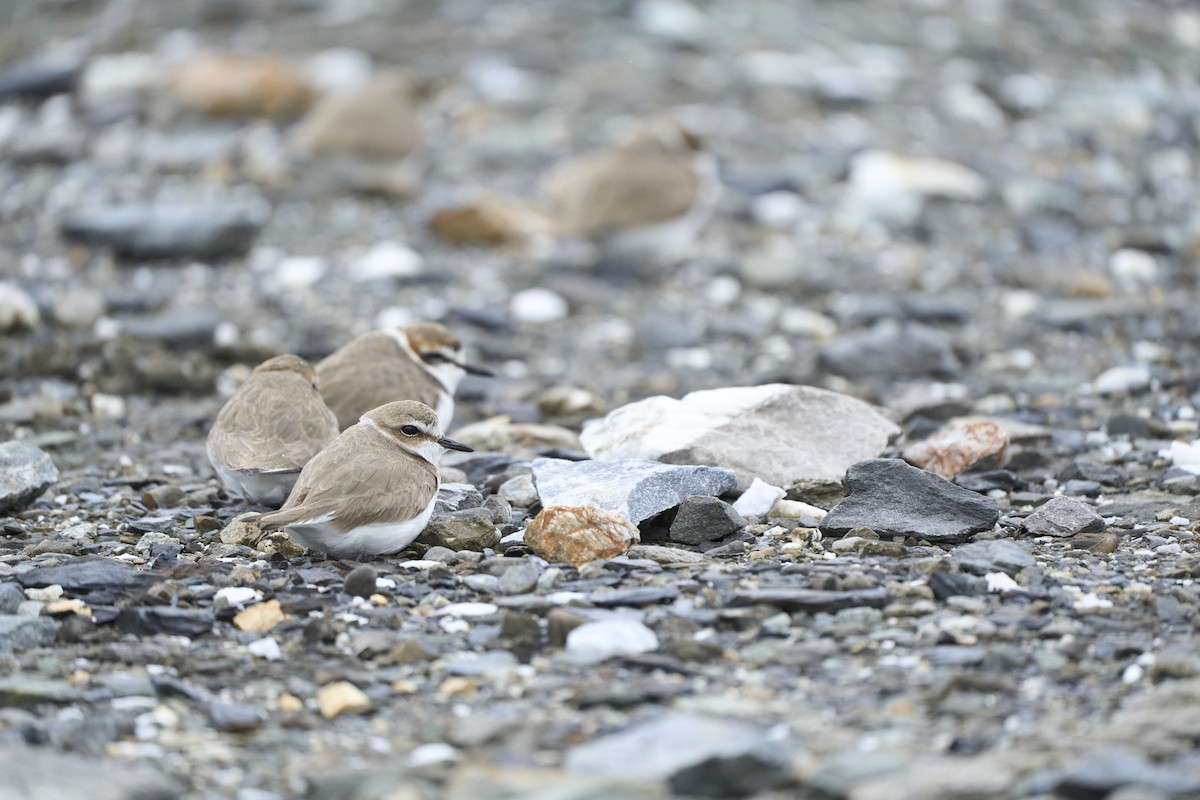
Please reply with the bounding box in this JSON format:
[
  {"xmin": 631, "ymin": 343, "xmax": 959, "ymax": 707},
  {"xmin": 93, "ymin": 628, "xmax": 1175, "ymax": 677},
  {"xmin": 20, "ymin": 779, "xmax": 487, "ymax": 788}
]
[
  {"xmin": 524, "ymin": 505, "xmax": 639, "ymax": 566},
  {"xmin": 168, "ymin": 54, "xmax": 314, "ymax": 119},
  {"xmin": 902, "ymin": 419, "xmax": 1009, "ymax": 479}
]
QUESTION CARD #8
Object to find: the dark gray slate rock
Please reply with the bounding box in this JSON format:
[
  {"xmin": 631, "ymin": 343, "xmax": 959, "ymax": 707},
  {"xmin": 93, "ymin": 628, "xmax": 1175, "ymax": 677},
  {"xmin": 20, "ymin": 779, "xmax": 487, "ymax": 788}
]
[
  {"xmin": 119, "ymin": 310, "xmax": 219, "ymax": 348},
  {"xmin": 949, "ymin": 539, "xmax": 1035, "ymax": 576},
  {"xmin": 820, "ymin": 323, "xmax": 962, "ymax": 379},
  {"xmin": 0, "ymin": 60, "xmax": 79, "ymax": 101},
  {"xmin": 1059, "ymin": 460, "xmax": 1125, "ymax": 486},
  {"xmin": 0, "ymin": 615, "xmax": 57, "ymax": 655},
  {"xmin": 208, "ymin": 701, "xmax": 265, "ymax": 733},
  {"xmin": 60, "ymin": 205, "xmax": 262, "ymax": 260},
  {"xmin": 497, "ymin": 560, "xmax": 540, "ymax": 595},
  {"xmin": 819, "ymin": 459, "xmax": 999, "ymax": 543},
  {"xmin": 565, "ymin": 711, "xmax": 790, "ymax": 793},
  {"xmin": 670, "ymin": 496, "xmax": 746, "ymax": 545},
  {"xmin": 434, "ymin": 482, "xmax": 484, "ymax": 515},
  {"xmin": 0, "ymin": 742, "xmax": 181, "ymax": 800},
  {"xmin": 116, "ymin": 607, "xmax": 213, "ymax": 637},
  {"xmin": 532, "ymin": 458, "xmax": 738, "ymax": 525},
  {"xmin": 18, "ymin": 557, "xmax": 157, "ymax": 592},
  {"xmin": 589, "ymin": 586, "xmax": 680, "ymax": 607},
  {"xmin": 730, "ymin": 587, "xmax": 889, "ymax": 612},
  {"xmin": 1021, "ymin": 496, "xmax": 1105, "ymax": 537},
  {"xmin": 0, "ymin": 441, "xmax": 58, "ymax": 513}
]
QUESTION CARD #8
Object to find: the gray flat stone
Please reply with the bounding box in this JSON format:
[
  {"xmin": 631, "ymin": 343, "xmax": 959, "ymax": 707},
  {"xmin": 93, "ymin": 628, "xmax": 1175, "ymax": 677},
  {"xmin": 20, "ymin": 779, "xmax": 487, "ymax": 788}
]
[
  {"xmin": 0, "ymin": 441, "xmax": 58, "ymax": 513},
  {"xmin": 949, "ymin": 539, "xmax": 1035, "ymax": 576},
  {"xmin": 17, "ymin": 556, "xmax": 157, "ymax": 592},
  {"xmin": 730, "ymin": 587, "xmax": 890, "ymax": 612},
  {"xmin": 579, "ymin": 384, "xmax": 898, "ymax": 491},
  {"xmin": 60, "ymin": 205, "xmax": 262, "ymax": 260},
  {"xmin": 820, "ymin": 459, "xmax": 999, "ymax": 543},
  {"xmin": 1021, "ymin": 495, "xmax": 1105, "ymax": 537},
  {"xmin": 0, "ymin": 743, "xmax": 180, "ymax": 800},
  {"xmin": 820, "ymin": 322, "xmax": 963, "ymax": 379},
  {"xmin": 0, "ymin": 615, "xmax": 57, "ymax": 655},
  {"xmin": 435, "ymin": 482, "xmax": 484, "ymax": 515},
  {"xmin": 0, "ymin": 677, "xmax": 82, "ymax": 709},
  {"xmin": 565, "ymin": 711, "xmax": 789, "ymax": 793},
  {"xmin": 531, "ymin": 458, "xmax": 738, "ymax": 525}
]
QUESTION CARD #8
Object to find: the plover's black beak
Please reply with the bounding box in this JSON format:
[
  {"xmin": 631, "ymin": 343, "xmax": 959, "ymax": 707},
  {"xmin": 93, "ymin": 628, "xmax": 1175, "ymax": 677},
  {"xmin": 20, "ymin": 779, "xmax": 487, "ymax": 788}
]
[
  {"xmin": 461, "ymin": 362, "xmax": 494, "ymax": 377},
  {"xmin": 438, "ymin": 436, "xmax": 474, "ymax": 453}
]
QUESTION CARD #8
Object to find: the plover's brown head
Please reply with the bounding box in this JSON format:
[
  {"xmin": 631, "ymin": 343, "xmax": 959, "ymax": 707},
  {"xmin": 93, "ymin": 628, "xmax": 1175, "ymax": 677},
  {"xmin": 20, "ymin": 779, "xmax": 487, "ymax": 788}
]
[{"xmin": 361, "ymin": 400, "xmax": 474, "ymax": 462}]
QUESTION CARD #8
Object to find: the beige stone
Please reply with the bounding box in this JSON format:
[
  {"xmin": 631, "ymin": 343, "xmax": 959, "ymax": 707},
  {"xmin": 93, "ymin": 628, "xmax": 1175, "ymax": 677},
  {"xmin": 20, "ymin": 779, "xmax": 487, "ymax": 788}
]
[
  {"xmin": 525, "ymin": 505, "xmax": 639, "ymax": 567},
  {"xmin": 317, "ymin": 681, "xmax": 371, "ymax": 718},
  {"xmin": 167, "ymin": 54, "xmax": 314, "ymax": 119},
  {"xmin": 233, "ymin": 600, "xmax": 283, "ymax": 633}
]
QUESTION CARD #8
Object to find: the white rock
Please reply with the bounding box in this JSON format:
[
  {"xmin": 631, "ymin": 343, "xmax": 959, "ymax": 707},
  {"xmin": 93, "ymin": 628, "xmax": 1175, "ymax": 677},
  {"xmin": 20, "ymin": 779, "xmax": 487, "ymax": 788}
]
[
  {"xmin": 436, "ymin": 602, "xmax": 498, "ymax": 618},
  {"xmin": 348, "ymin": 242, "xmax": 424, "ymax": 282},
  {"xmin": 90, "ymin": 393, "xmax": 127, "ymax": 420},
  {"xmin": 842, "ymin": 150, "xmax": 987, "ymax": 228},
  {"xmin": 1093, "ymin": 365, "xmax": 1152, "ymax": 395},
  {"xmin": 1162, "ymin": 440, "xmax": 1200, "ymax": 475},
  {"xmin": 566, "ymin": 618, "xmax": 659, "ymax": 663},
  {"xmin": 465, "ymin": 58, "xmax": 541, "ymax": 105},
  {"xmin": 942, "ymin": 82, "xmax": 1005, "ymax": 128},
  {"xmin": 635, "ymin": 0, "xmax": 708, "ymax": 44},
  {"xmin": 750, "ymin": 190, "xmax": 804, "ymax": 229},
  {"xmin": 732, "ymin": 478, "xmax": 786, "ymax": 517},
  {"xmin": 273, "ymin": 256, "xmax": 326, "ymax": 290},
  {"xmin": 510, "ymin": 288, "xmax": 569, "ymax": 323},
  {"xmin": 777, "ymin": 307, "xmax": 837, "ymax": 339},
  {"xmin": 214, "ymin": 586, "xmax": 262, "ymax": 609},
  {"xmin": 304, "ymin": 48, "xmax": 373, "ymax": 93},
  {"xmin": 80, "ymin": 52, "xmax": 161, "ymax": 108},
  {"xmin": 0, "ymin": 282, "xmax": 40, "ymax": 331},
  {"xmin": 247, "ymin": 637, "xmax": 282, "ymax": 661},
  {"xmin": 1108, "ymin": 248, "xmax": 1158, "ymax": 290},
  {"xmin": 985, "ymin": 572, "xmax": 1019, "ymax": 593},
  {"xmin": 580, "ymin": 384, "xmax": 899, "ymax": 491},
  {"xmin": 408, "ymin": 742, "xmax": 460, "ymax": 767}
]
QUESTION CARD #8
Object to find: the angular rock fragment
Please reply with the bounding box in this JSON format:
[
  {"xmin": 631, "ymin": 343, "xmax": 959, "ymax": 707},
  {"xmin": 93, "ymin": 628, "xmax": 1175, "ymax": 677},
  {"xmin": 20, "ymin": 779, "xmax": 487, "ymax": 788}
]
[
  {"xmin": 669, "ymin": 496, "xmax": 745, "ymax": 545},
  {"xmin": 532, "ymin": 458, "xmax": 737, "ymax": 525},
  {"xmin": 0, "ymin": 441, "xmax": 58, "ymax": 513},
  {"xmin": 1021, "ymin": 496, "xmax": 1105, "ymax": 537},
  {"xmin": 525, "ymin": 505, "xmax": 639, "ymax": 566},
  {"xmin": 579, "ymin": 384, "xmax": 897, "ymax": 491},
  {"xmin": 903, "ymin": 418, "xmax": 1009, "ymax": 478},
  {"xmin": 420, "ymin": 508, "xmax": 499, "ymax": 552},
  {"xmin": 819, "ymin": 459, "xmax": 999, "ymax": 543}
]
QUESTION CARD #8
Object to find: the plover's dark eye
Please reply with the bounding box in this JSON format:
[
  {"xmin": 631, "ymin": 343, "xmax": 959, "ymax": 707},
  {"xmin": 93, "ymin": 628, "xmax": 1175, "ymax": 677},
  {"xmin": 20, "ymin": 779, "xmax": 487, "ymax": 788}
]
[
  {"xmin": 400, "ymin": 425, "xmax": 419, "ymax": 436},
  {"xmin": 421, "ymin": 352, "xmax": 449, "ymax": 364}
]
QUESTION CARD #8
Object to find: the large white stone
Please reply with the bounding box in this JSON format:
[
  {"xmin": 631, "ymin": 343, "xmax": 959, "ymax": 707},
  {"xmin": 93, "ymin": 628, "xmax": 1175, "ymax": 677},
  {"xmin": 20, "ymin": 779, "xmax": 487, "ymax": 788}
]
[{"xmin": 579, "ymin": 384, "xmax": 899, "ymax": 491}]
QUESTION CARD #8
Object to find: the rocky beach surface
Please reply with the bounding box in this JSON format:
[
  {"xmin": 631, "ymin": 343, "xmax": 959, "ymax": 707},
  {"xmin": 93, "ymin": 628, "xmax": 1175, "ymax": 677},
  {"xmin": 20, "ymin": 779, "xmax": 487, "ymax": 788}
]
[{"xmin": 2, "ymin": 1, "xmax": 1200, "ymax": 798}]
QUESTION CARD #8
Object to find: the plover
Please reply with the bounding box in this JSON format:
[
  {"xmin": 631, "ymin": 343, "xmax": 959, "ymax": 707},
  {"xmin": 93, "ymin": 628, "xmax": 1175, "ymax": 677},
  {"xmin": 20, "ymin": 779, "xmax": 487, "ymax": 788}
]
[
  {"xmin": 254, "ymin": 400, "xmax": 473, "ymax": 558},
  {"xmin": 207, "ymin": 354, "xmax": 339, "ymax": 507},
  {"xmin": 543, "ymin": 117, "xmax": 719, "ymax": 265},
  {"xmin": 315, "ymin": 321, "xmax": 491, "ymax": 431}
]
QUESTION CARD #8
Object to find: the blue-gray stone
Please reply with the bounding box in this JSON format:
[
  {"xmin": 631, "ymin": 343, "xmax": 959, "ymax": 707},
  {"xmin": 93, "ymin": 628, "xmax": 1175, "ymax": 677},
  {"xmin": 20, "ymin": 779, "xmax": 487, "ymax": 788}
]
[
  {"xmin": 531, "ymin": 458, "xmax": 738, "ymax": 525},
  {"xmin": 820, "ymin": 459, "xmax": 999, "ymax": 543},
  {"xmin": 949, "ymin": 539, "xmax": 1035, "ymax": 576},
  {"xmin": 0, "ymin": 615, "xmax": 57, "ymax": 655},
  {"xmin": 60, "ymin": 205, "xmax": 261, "ymax": 261},
  {"xmin": 0, "ymin": 441, "xmax": 58, "ymax": 513}
]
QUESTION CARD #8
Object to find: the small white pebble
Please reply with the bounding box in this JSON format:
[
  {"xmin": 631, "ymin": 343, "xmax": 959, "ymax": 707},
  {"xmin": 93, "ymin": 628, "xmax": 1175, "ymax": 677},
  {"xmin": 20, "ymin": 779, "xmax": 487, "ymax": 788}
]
[
  {"xmin": 247, "ymin": 637, "xmax": 282, "ymax": 661},
  {"xmin": 510, "ymin": 288, "xmax": 569, "ymax": 323}
]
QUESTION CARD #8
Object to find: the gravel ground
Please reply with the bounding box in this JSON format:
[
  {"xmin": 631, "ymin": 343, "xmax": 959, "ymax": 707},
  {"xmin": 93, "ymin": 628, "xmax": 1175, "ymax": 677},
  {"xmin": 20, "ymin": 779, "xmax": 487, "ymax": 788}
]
[{"xmin": 2, "ymin": 1, "xmax": 1200, "ymax": 798}]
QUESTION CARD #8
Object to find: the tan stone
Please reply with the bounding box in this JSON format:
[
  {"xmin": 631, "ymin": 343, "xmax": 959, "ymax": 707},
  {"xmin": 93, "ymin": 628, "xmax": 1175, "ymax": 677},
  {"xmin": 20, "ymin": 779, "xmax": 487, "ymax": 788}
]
[
  {"xmin": 317, "ymin": 681, "xmax": 371, "ymax": 718},
  {"xmin": 291, "ymin": 70, "xmax": 420, "ymax": 161},
  {"xmin": 219, "ymin": 515, "xmax": 263, "ymax": 547},
  {"xmin": 525, "ymin": 505, "xmax": 639, "ymax": 567},
  {"xmin": 902, "ymin": 418, "xmax": 1009, "ymax": 478},
  {"xmin": 167, "ymin": 54, "xmax": 314, "ymax": 119},
  {"xmin": 233, "ymin": 599, "xmax": 283, "ymax": 633}
]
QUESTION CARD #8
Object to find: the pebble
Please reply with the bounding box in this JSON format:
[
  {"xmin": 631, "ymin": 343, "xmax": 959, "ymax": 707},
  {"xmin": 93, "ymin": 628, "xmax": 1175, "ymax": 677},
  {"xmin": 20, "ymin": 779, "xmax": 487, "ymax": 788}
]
[
  {"xmin": 949, "ymin": 540, "xmax": 1035, "ymax": 576},
  {"xmin": 525, "ymin": 505, "xmax": 640, "ymax": 566},
  {"xmin": 343, "ymin": 565, "xmax": 379, "ymax": 598},
  {"xmin": 291, "ymin": 70, "xmax": 419, "ymax": 161},
  {"xmin": 233, "ymin": 600, "xmax": 283, "ymax": 633},
  {"xmin": 60, "ymin": 205, "xmax": 262, "ymax": 261},
  {"xmin": 510, "ymin": 288, "xmax": 570, "ymax": 323},
  {"xmin": 0, "ymin": 615, "xmax": 57, "ymax": 655},
  {"xmin": 581, "ymin": 384, "xmax": 898, "ymax": 491},
  {"xmin": 347, "ymin": 241, "xmax": 424, "ymax": 282},
  {"xmin": 420, "ymin": 508, "xmax": 500, "ymax": 551},
  {"xmin": 0, "ymin": 283, "xmax": 40, "ymax": 331},
  {"xmin": 669, "ymin": 495, "xmax": 745, "ymax": 545},
  {"xmin": 316, "ymin": 681, "xmax": 372, "ymax": 719},
  {"xmin": 732, "ymin": 478, "xmax": 786, "ymax": 517},
  {"xmin": 1093, "ymin": 365, "xmax": 1153, "ymax": 396},
  {"xmin": 0, "ymin": 441, "xmax": 59, "ymax": 513},
  {"xmin": 819, "ymin": 459, "xmax": 999, "ymax": 543},
  {"xmin": 1021, "ymin": 496, "xmax": 1105, "ymax": 537},
  {"xmin": 565, "ymin": 618, "xmax": 659, "ymax": 662},
  {"xmin": 18, "ymin": 556, "xmax": 154, "ymax": 592},
  {"xmin": 821, "ymin": 323, "xmax": 962, "ymax": 379}
]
